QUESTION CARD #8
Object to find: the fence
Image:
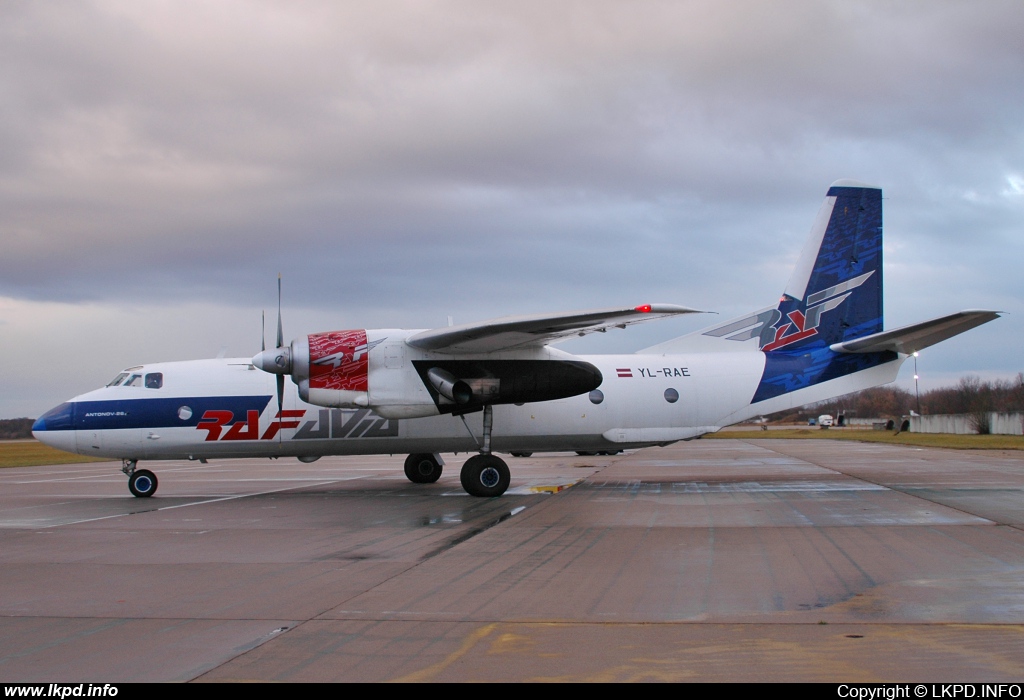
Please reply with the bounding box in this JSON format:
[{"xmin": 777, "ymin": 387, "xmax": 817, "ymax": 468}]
[{"xmin": 907, "ymin": 412, "xmax": 1024, "ymax": 435}]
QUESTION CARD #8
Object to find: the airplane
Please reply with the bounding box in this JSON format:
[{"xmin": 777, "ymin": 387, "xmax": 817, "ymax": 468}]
[{"xmin": 32, "ymin": 180, "xmax": 1000, "ymax": 498}]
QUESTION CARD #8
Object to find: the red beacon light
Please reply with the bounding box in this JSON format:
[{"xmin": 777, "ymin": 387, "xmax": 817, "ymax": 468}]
[{"xmin": 634, "ymin": 304, "xmax": 653, "ymax": 313}]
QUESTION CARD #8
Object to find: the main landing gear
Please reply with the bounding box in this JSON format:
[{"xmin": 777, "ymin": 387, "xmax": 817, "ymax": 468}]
[
  {"xmin": 402, "ymin": 405, "xmax": 512, "ymax": 498},
  {"xmin": 404, "ymin": 453, "xmax": 444, "ymax": 483},
  {"xmin": 122, "ymin": 459, "xmax": 158, "ymax": 498},
  {"xmin": 460, "ymin": 453, "xmax": 510, "ymax": 497},
  {"xmin": 458, "ymin": 404, "xmax": 510, "ymax": 497}
]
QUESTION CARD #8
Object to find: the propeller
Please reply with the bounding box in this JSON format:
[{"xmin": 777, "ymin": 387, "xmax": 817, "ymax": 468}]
[
  {"xmin": 252, "ymin": 274, "xmax": 291, "ymax": 415},
  {"xmin": 275, "ymin": 274, "xmax": 285, "ymax": 413},
  {"xmin": 277, "ymin": 274, "xmax": 284, "ymax": 350}
]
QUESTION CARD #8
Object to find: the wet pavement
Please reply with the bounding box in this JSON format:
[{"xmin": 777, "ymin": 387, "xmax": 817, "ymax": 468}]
[{"xmin": 1, "ymin": 440, "xmax": 1022, "ymax": 681}]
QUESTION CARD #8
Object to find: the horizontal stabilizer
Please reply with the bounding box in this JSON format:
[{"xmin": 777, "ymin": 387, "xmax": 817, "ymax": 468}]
[
  {"xmin": 407, "ymin": 304, "xmax": 702, "ymax": 354},
  {"xmin": 830, "ymin": 310, "xmax": 1001, "ymax": 355}
]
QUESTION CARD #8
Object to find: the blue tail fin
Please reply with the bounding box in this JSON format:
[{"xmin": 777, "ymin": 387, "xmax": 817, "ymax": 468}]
[
  {"xmin": 762, "ymin": 181, "xmax": 883, "ymax": 352},
  {"xmin": 751, "ymin": 181, "xmax": 894, "ymax": 403}
]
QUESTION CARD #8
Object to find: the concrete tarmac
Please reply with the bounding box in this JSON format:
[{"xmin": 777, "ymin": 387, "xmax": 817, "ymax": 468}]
[{"xmin": 1, "ymin": 439, "xmax": 1023, "ymax": 682}]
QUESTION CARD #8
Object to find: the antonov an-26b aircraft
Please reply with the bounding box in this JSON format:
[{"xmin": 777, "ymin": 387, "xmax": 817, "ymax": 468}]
[{"xmin": 33, "ymin": 181, "xmax": 999, "ymax": 498}]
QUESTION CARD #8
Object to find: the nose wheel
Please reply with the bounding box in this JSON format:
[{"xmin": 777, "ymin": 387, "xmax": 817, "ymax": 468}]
[{"xmin": 122, "ymin": 459, "xmax": 158, "ymax": 498}]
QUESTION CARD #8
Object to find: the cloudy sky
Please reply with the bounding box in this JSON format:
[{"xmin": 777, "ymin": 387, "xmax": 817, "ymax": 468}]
[{"xmin": 1, "ymin": 0, "xmax": 1022, "ymax": 418}]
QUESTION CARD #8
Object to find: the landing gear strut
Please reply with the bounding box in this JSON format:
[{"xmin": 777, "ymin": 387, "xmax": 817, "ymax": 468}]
[
  {"xmin": 122, "ymin": 459, "xmax": 158, "ymax": 498},
  {"xmin": 459, "ymin": 405, "xmax": 511, "ymax": 498}
]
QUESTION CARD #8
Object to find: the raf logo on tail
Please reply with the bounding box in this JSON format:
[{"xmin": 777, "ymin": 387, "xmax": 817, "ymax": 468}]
[{"xmin": 703, "ymin": 271, "xmax": 874, "ymax": 351}]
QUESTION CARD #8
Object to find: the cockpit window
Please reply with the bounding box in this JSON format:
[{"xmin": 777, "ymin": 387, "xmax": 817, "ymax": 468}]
[
  {"xmin": 106, "ymin": 373, "xmax": 129, "ymax": 387},
  {"xmin": 124, "ymin": 374, "xmax": 142, "ymax": 387},
  {"xmin": 145, "ymin": 373, "xmax": 163, "ymax": 389}
]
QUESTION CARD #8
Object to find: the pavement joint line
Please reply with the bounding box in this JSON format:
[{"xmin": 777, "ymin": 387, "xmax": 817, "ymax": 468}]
[
  {"xmin": 8, "ymin": 463, "xmax": 254, "ymax": 483},
  {"xmin": 306, "ymin": 503, "xmax": 535, "ymax": 624},
  {"xmin": 751, "ymin": 440, "xmax": 1009, "ymax": 529},
  {"xmin": 4, "ymin": 613, "xmax": 1024, "ymax": 629},
  {"xmin": 34, "ymin": 479, "xmax": 355, "ymax": 528}
]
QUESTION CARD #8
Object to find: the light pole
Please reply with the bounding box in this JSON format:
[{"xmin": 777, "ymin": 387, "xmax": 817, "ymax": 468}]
[{"xmin": 913, "ymin": 351, "xmax": 921, "ymax": 415}]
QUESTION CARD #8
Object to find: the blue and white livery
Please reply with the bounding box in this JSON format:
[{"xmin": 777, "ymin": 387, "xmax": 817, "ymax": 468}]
[{"xmin": 33, "ymin": 181, "xmax": 1000, "ymax": 498}]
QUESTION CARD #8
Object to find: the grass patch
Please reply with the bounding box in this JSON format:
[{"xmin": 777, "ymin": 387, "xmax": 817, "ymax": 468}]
[
  {"xmin": 707, "ymin": 428, "xmax": 1024, "ymax": 450},
  {"xmin": 0, "ymin": 441, "xmax": 109, "ymax": 468}
]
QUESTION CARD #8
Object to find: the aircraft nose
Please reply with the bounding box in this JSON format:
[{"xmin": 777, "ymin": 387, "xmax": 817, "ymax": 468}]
[
  {"xmin": 32, "ymin": 402, "xmax": 74, "ymax": 434},
  {"xmin": 32, "ymin": 402, "xmax": 80, "ymax": 454}
]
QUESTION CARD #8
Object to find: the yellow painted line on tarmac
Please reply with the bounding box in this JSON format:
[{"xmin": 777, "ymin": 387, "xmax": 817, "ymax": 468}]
[
  {"xmin": 389, "ymin": 623, "xmax": 498, "ymax": 682},
  {"xmin": 529, "ymin": 482, "xmax": 576, "ymax": 494}
]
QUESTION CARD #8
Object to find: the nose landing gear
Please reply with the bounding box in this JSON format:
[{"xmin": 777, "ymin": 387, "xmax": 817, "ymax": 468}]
[{"xmin": 122, "ymin": 459, "xmax": 159, "ymax": 498}]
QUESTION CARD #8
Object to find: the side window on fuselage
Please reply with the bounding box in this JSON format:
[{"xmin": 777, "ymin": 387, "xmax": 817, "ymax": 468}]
[{"xmin": 145, "ymin": 373, "xmax": 163, "ymax": 389}]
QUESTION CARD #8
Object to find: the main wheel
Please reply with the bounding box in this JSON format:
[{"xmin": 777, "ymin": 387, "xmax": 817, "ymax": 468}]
[
  {"xmin": 460, "ymin": 454, "xmax": 511, "ymax": 497},
  {"xmin": 404, "ymin": 453, "xmax": 443, "ymax": 484},
  {"xmin": 510, "ymin": 451, "xmax": 533, "ymax": 458},
  {"xmin": 128, "ymin": 469, "xmax": 158, "ymax": 498}
]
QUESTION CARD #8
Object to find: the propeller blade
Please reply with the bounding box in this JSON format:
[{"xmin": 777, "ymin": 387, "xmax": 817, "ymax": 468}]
[
  {"xmin": 261, "ymin": 310, "xmax": 266, "ymax": 353},
  {"xmin": 276, "ymin": 275, "xmax": 284, "ymax": 413},
  {"xmin": 276, "ymin": 273, "xmax": 284, "ymax": 350}
]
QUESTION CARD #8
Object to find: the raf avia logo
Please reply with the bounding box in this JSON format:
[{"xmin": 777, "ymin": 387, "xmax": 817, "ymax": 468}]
[
  {"xmin": 196, "ymin": 407, "xmax": 397, "ymax": 441},
  {"xmin": 702, "ymin": 271, "xmax": 874, "ymax": 351}
]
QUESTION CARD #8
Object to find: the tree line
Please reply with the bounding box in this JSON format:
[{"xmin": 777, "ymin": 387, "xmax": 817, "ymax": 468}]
[
  {"xmin": 0, "ymin": 418, "xmax": 35, "ymax": 440},
  {"xmin": 769, "ymin": 374, "xmax": 1024, "ymax": 427}
]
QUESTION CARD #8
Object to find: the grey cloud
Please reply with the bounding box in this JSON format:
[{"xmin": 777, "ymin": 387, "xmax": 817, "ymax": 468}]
[{"xmin": 1, "ymin": 1, "xmax": 1022, "ymax": 417}]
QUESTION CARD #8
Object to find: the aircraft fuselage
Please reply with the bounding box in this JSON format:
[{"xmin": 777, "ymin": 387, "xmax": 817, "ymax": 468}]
[{"xmin": 33, "ymin": 350, "xmax": 905, "ymax": 462}]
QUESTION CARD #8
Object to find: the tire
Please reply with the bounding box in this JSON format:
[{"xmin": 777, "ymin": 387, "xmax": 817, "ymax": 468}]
[
  {"xmin": 576, "ymin": 451, "xmax": 597, "ymax": 456},
  {"xmin": 460, "ymin": 454, "xmax": 511, "ymax": 497},
  {"xmin": 404, "ymin": 453, "xmax": 443, "ymax": 484},
  {"xmin": 129, "ymin": 469, "xmax": 158, "ymax": 498},
  {"xmin": 510, "ymin": 452, "xmax": 533, "ymax": 458}
]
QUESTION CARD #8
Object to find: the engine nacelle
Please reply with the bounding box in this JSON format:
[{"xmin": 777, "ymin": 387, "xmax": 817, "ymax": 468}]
[
  {"xmin": 253, "ymin": 329, "xmax": 440, "ymax": 418},
  {"xmin": 294, "ymin": 330, "xmax": 373, "ymax": 408},
  {"xmin": 254, "ymin": 328, "xmax": 603, "ymax": 419}
]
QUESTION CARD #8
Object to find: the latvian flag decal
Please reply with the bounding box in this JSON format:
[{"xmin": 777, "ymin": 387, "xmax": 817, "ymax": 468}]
[{"xmin": 616, "ymin": 368, "xmax": 633, "ymax": 378}]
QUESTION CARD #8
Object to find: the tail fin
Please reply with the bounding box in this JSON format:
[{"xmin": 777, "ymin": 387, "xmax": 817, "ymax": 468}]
[
  {"xmin": 762, "ymin": 180, "xmax": 883, "ymax": 352},
  {"xmin": 641, "ymin": 180, "xmax": 896, "ymax": 406},
  {"xmin": 642, "ymin": 180, "xmax": 884, "ymax": 356},
  {"xmin": 749, "ymin": 181, "xmax": 891, "ymax": 403},
  {"xmin": 641, "ymin": 180, "xmax": 999, "ymax": 412}
]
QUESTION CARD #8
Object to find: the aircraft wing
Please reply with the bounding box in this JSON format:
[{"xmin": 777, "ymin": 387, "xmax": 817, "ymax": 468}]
[
  {"xmin": 830, "ymin": 310, "xmax": 1002, "ymax": 355},
  {"xmin": 406, "ymin": 304, "xmax": 702, "ymax": 354}
]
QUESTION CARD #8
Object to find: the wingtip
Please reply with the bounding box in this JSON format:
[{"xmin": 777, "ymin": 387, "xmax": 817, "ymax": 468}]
[{"xmin": 642, "ymin": 303, "xmax": 708, "ymax": 315}]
